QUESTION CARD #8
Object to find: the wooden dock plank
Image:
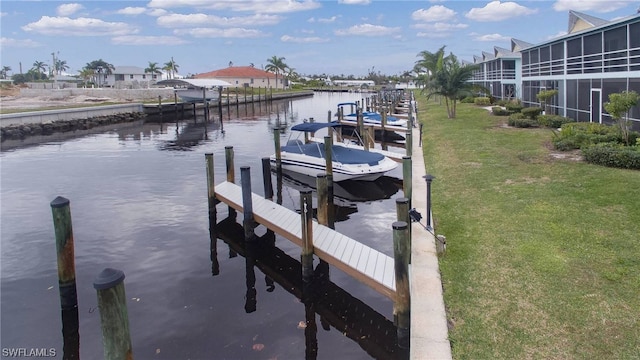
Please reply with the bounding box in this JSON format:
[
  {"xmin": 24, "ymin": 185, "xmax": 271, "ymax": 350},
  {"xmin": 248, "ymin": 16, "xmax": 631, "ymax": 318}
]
[{"xmin": 214, "ymin": 180, "xmax": 395, "ymax": 298}]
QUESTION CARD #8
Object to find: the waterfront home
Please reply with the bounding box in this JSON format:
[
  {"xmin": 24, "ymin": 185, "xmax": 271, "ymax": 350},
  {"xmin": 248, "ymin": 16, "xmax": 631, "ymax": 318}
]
[{"xmin": 194, "ymin": 65, "xmax": 284, "ymax": 89}]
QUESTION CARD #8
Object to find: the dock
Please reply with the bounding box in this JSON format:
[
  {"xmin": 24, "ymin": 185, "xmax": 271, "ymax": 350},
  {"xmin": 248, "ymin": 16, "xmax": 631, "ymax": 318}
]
[{"xmin": 213, "ymin": 180, "xmax": 396, "ymax": 299}]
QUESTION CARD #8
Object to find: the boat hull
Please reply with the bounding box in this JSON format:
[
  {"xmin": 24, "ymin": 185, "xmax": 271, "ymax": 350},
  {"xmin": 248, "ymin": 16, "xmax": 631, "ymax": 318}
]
[
  {"xmin": 176, "ymin": 89, "xmax": 220, "ymax": 102},
  {"xmin": 270, "ymin": 152, "xmax": 397, "ymax": 182}
]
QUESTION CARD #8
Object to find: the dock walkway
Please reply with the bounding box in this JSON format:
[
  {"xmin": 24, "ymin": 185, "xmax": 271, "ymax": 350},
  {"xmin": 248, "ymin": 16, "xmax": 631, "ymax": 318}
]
[{"xmin": 213, "ymin": 180, "xmax": 396, "ymax": 299}]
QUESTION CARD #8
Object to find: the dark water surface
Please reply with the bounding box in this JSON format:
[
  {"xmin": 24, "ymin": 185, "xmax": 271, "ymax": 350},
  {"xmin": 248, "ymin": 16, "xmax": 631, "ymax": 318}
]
[{"xmin": 1, "ymin": 92, "xmax": 408, "ymax": 359}]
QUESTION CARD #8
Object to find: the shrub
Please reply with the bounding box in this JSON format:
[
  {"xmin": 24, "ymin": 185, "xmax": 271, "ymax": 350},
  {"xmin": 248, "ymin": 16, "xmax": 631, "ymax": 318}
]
[
  {"xmin": 495, "ymin": 99, "xmax": 508, "ymax": 106},
  {"xmin": 508, "ymin": 115, "xmax": 538, "ymax": 128},
  {"xmin": 582, "ymin": 143, "xmax": 640, "ymax": 170},
  {"xmin": 492, "ymin": 106, "xmax": 510, "ymax": 116},
  {"xmin": 505, "ymin": 102, "xmax": 523, "ymax": 113},
  {"xmin": 474, "ymin": 97, "xmax": 491, "ymax": 106},
  {"xmin": 551, "ymin": 122, "xmax": 636, "ymax": 150},
  {"xmin": 537, "ymin": 115, "xmax": 575, "ymax": 128},
  {"xmin": 521, "ymin": 107, "xmax": 543, "ymax": 119},
  {"xmin": 460, "ymin": 96, "xmax": 475, "ymax": 103}
]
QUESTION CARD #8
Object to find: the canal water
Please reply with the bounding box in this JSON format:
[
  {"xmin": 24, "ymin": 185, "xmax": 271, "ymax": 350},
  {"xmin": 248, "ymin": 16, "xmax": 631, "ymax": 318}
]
[{"xmin": 0, "ymin": 92, "xmax": 409, "ymax": 359}]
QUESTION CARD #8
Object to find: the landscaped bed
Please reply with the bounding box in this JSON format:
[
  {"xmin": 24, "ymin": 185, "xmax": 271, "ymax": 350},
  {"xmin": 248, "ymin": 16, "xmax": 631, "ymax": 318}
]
[{"xmin": 418, "ymin": 96, "xmax": 639, "ymax": 359}]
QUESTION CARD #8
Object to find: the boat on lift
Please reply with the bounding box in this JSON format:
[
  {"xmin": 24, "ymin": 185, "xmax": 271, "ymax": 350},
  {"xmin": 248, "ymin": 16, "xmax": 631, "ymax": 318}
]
[{"xmin": 336, "ymin": 102, "xmax": 407, "ymax": 127}]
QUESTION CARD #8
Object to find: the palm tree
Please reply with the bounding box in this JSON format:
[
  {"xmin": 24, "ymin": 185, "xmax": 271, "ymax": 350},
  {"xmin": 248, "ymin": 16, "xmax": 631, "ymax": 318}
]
[
  {"xmin": 163, "ymin": 57, "xmax": 179, "ymax": 79},
  {"xmin": 424, "ymin": 51, "xmax": 479, "ymax": 118},
  {"xmin": 265, "ymin": 56, "xmax": 287, "ymax": 90},
  {"xmin": 77, "ymin": 68, "xmax": 94, "ymax": 86},
  {"xmin": 145, "ymin": 62, "xmax": 162, "ymax": 80},
  {"xmin": 55, "ymin": 59, "xmax": 69, "ymax": 75},
  {"xmin": 1, "ymin": 66, "xmax": 11, "ymax": 79},
  {"xmin": 414, "ymin": 46, "xmax": 447, "ymax": 92},
  {"xmin": 32, "ymin": 61, "xmax": 47, "ymax": 75},
  {"xmin": 84, "ymin": 59, "xmax": 115, "ymax": 74}
]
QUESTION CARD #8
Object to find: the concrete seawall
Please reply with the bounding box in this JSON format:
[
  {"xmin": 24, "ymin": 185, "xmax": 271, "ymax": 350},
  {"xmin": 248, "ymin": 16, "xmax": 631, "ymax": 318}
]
[{"xmin": 0, "ymin": 104, "xmax": 144, "ymax": 127}]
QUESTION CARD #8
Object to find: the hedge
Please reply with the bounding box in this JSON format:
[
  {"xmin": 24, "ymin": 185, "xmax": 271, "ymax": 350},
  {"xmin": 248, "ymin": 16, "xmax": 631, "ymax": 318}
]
[
  {"xmin": 582, "ymin": 143, "xmax": 640, "ymax": 169},
  {"xmin": 474, "ymin": 97, "xmax": 491, "ymax": 106},
  {"xmin": 537, "ymin": 115, "xmax": 575, "ymax": 128}
]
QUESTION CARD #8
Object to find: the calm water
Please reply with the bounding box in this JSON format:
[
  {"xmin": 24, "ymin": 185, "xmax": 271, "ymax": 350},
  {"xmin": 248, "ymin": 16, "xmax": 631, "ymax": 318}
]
[{"xmin": 0, "ymin": 92, "xmax": 408, "ymax": 359}]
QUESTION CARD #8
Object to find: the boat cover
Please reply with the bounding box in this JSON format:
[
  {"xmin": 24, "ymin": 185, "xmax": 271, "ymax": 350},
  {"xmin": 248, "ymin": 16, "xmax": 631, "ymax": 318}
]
[
  {"xmin": 290, "ymin": 121, "xmax": 343, "ymax": 132},
  {"xmin": 282, "ymin": 143, "xmax": 384, "ymax": 165}
]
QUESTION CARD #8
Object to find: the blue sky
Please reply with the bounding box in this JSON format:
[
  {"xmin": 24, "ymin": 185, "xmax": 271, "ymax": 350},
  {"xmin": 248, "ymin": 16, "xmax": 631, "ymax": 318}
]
[{"xmin": 1, "ymin": 1, "xmax": 638, "ymax": 78}]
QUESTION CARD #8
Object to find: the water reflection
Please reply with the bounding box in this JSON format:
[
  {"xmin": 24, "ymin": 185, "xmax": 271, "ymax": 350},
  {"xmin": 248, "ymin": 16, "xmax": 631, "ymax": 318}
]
[
  {"xmin": 214, "ymin": 215, "xmax": 408, "ymax": 360},
  {"xmin": 277, "ymin": 169, "xmax": 402, "ymax": 222}
]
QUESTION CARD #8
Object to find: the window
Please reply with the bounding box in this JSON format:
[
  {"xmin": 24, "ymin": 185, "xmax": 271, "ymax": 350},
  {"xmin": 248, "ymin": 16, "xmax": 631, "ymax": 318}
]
[
  {"xmin": 566, "ymin": 80, "xmax": 577, "ymax": 109},
  {"xmin": 142, "ymin": 74, "xmax": 146, "ymax": 79},
  {"xmin": 604, "ymin": 26, "xmax": 627, "ymax": 52},
  {"xmin": 540, "ymin": 46, "xmax": 550, "ymax": 62},
  {"xmin": 551, "ymin": 43, "xmax": 564, "ymax": 60},
  {"xmin": 129, "ymin": 75, "xmax": 134, "ymax": 79},
  {"xmin": 567, "ymin": 38, "xmax": 582, "ymax": 57},
  {"xmin": 584, "ymin": 33, "xmax": 602, "ymax": 55}
]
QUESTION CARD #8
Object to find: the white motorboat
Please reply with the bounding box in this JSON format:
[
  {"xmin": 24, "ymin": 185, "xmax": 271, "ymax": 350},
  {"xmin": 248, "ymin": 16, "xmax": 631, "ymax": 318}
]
[
  {"xmin": 337, "ymin": 102, "xmax": 407, "ymax": 127},
  {"xmin": 156, "ymin": 78, "xmax": 231, "ymax": 103},
  {"xmin": 270, "ymin": 122, "xmax": 397, "ymax": 182}
]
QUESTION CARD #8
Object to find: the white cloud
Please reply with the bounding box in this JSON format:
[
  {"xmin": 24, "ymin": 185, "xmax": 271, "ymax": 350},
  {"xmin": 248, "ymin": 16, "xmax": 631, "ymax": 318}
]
[
  {"xmin": 280, "ymin": 35, "xmax": 329, "ymax": 43},
  {"xmin": 318, "ymin": 16, "xmax": 338, "ymax": 23},
  {"xmin": 413, "ymin": 22, "xmax": 468, "ymax": 32},
  {"xmin": 1, "ymin": 12, "xmax": 8, "ymax": 17},
  {"xmin": 147, "ymin": 0, "xmax": 321, "ymax": 13},
  {"xmin": 22, "ymin": 16, "xmax": 138, "ymax": 36},
  {"xmin": 411, "ymin": 5, "xmax": 456, "ymax": 22},
  {"xmin": 552, "ymin": 0, "xmax": 632, "ymax": 12},
  {"xmin": 338, "ymin": 0, "xmax": 371, "ymax": 4},
  {"xmin": 0, "ymin": 37, "xmax": 42, "ymax": 48},
  {"xmin": 117, "ymin": 7, "xmax": 148, "ymax": 16},
  {"xmin": 472, "ymin": 33, "xmax": 510, "ymax": 42},
  {"xmin": 416, "ymin": 32, "xmax": 449, "ymax": 39},
  {"xmin": 111, "ymin": 35, "xmax": 188, "ymax": 45},
  {"xmin": 334, "ymin": 23, "xmax": 400, "ymax": 36},
  {"xmin": 465, "ymin": 1, "xmax": 538, "ymax": 22},
  {"xmin": 157, "ymin": 13, "xmax": 282, "ymax": 28},
  {"xmin": 56, "ymin": 3, "xmax": 84, "ymax": 17},
  {"xmin": 174, "ymin": 27, "xmax": 268, "ymax": 38}
]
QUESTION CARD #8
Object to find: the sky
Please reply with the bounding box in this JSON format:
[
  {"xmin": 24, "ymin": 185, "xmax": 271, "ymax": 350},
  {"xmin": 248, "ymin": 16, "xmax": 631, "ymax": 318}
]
[{"xmin": 1, "ymin": 0, "xmax": 639, "ymax": 78}]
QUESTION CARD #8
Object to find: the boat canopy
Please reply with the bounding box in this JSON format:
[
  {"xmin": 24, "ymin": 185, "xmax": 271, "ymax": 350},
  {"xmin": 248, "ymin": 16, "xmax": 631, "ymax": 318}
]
[
  {"xmin": 156, "ymin": 78, "xmax": 231, "ymax": 88},
  {"xmin": 337, "ymin": 102, "xmax": 358, "ymax": 107},
  {"xmin": 291, "ymin": 121, "xmax": 342, "ymax": 132}
]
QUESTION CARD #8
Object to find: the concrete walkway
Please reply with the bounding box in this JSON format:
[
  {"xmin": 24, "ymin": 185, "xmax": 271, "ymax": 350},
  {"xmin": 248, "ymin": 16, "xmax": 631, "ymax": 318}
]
[{"xmin": 409, "ymin": 123, "xmax": 452, "ymax": 359}]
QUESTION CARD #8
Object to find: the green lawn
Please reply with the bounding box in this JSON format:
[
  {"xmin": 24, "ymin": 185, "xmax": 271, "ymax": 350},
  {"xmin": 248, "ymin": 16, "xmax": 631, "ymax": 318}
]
[{"xmin": 418, "ymin": 97, "xmax": 640, "ymax": 359}]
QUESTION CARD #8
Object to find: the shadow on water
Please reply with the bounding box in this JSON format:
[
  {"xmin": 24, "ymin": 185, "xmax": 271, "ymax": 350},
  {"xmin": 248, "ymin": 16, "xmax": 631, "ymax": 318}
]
[
  {"xmin": 212, "ymin": 213, "xmax": 409, "ymax": 360},
  {"xmin": 277, "ymin": 169, "xmax": 402, "ymax": 222}
]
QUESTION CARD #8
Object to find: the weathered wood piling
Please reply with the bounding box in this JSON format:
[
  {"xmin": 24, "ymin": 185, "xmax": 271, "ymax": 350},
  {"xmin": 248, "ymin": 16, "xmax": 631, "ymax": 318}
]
[{"xmin": 93, "ymin": 268, "xmax": 133, "ymax": 360}]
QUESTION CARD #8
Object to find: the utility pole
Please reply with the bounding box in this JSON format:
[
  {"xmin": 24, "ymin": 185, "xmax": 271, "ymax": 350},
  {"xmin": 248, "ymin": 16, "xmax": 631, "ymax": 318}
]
[{"xmin": 51, "ymin": 52, "xmax": 57, "ymax": 88}]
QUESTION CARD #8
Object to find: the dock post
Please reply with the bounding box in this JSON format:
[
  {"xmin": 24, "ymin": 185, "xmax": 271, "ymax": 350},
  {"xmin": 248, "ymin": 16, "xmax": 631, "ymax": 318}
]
[
  {"xmin": 261, "ymin": 157, "xmax": 273, "ymax": 200},
  {"xmin": 50, "ymin": 196, "xmax": 80, "ymax": 360},
  {"xmin": 402, "ymin": 156, "xmax": 412, "ymax": 207},
  {"xmin": 300, "ymin": 190, "xmax": 314, "ymax": 283},
  {"xmin": 323, "ymin": 136, "xmax": 335, "ymax": 229},
  {"xmin": 50, "ymin": 196, "xmax": 78, "ymax": 312},
  {"xmin": 405, "ymin": 130, "xmax": 412, "ymax": 156},
  {"xmin": 392, "ymin": 221, "xmax": 411, "ymax": 349},
  {"xmin": 240, "ymin": 166, "xmax": 256, "ymax": 242},
  {"xmin": 93, "ymin": 268, "xmax": 133, "ymax": 360},
  {"xmin": 367, "ymin": 126, "xmax": 375, "ymax": 149},
  {"xmin": 316, "ymin": 173, "xmax": 328, "ymax": 226},
  {"xmin": 357, "ymin": 109, "xmax": 368, "ymax": 151},
  {"xmin": 158, "ymin": 95, "xmax": 162, "ymax": 117},
  {"xmin": 173, "ymin": 92, "xmax": 178, "ymax": 122},
  {"xmin": 396, "ymin": 197, "xmax": 411, "ymax": 264},
  {"xmin": 423, "ymin": 174, "xmax": 435, "ymax": 230},
  {"xmin": 225, "ymin": 146, "xmax": 235, "ymax": 183},
  {"xmin": 205, "ymin": 153, "xmax": 217, "ymax": 222},
  {"xmin": 274, "ymin": 128, "xmax": 282, "ymax": 173}
]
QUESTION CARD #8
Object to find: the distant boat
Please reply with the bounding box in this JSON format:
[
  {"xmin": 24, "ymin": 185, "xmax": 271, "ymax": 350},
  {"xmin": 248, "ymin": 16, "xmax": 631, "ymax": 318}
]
[
  {"xmin": 337, "ymin": 102, "xmax": 407, "ymax": 127},
  {"xmin": 156, "ymin": 78, "xmax": 231, "ymax": 103},
  {"xmin": 270, "ymin": 122, "xmax": 397, "ymax": 182}
]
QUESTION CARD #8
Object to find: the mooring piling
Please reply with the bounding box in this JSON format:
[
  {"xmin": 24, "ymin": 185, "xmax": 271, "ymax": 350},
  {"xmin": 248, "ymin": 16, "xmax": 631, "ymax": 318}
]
[
  {"xmin": 423, "ymin": 174, "xmax": 435, "ymax": 230},
  {"xmin": 316, "ymin": 173, "xmax": 329, "ymax": 226},
  {"xmin": 240, "ymin": 166, "xmax": 256, "ymax": 242},
  {"xmin": 300, "ymin": 190, "xmax": 314, "ymax": 283},
  {"xmin": 225, "ymin": 146, "xmax": 235, "ymax": 183},
  {"xmin": 50, "ymin": 196, "xmax": 78, "ymax": 312},
  {"xmin": 261, "ymin": 157, "xmax": 273, "ymax": 200},
  {"xmin": 274, "ymin": 128, "xmax": 282, "ymax": 174},
  {"xmin": 405, "ymin": 131, "xmax": 412, "ymax": 156},
  {"xmin": 402, "ymin": 156, "xmax": 412, "ymax": 207},
  {"xmin": 205, "ymin": 153, "xmax": 216, "ymax": 221},
  {"xmin": 93, "ymin": 268, "xmax": 133, "ymax": 360},
  {"xmin": 392, "ymin": 221, "xmax": 411, "ymax": 349}
]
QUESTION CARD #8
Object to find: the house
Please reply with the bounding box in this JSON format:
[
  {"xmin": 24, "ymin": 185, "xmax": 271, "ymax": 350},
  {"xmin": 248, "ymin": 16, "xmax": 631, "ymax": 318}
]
[
  {"xmin": 467, "ymin": 10, "xmax": 640, "ymax": 128},
  {"xmin": 101, "ymin": 66, "xmax": 162, "ymax": 89},
  {"xmin": 194, "ymin": 65, "xmax": 284, "ymax": 89}
]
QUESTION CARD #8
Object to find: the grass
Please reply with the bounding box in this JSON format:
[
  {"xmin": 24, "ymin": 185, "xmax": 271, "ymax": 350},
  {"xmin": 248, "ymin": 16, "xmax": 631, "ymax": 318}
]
[{"xmin": 417, "ymin": 97, "xmax": 640, "ymax": 359}]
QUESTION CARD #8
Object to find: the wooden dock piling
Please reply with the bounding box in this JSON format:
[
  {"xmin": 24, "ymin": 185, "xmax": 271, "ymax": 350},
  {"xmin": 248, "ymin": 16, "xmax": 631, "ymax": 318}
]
[
  {"xmin": 93, "ymin": 268, "xmax": 133, "ymax": 360},
  {"xmin": 317, "ymin": 174, "xmax": 328, "ymax": 226},
  {"xmin": 50, "ymin": 196, "xmax": 78, "ymax": 312},
  {"xmin": 392, "ymin": 221, "xmax": 411, "ymax": 349},
  {"xmin": 402, "ymin": 156, "xmax": 412, "ymax": 207},
  {"xmin": 240, "ymin": 166, "xmax": 256, "ymax": 241},
  {"xmin": 274, "ymin": 128, "xmax": 282, "ymax": 173},
  {"xmin": 205, "ymin": 153, "xmax": 216, "ymax": 221},
  {"xmin": 300, "ymin": 190, "xmax": 314, "ymax": 283},
  {"xmin": 261, "ymin": 157, "xmax": 273, "ymax": 200},
  {"xmin": 225, "ymin": 146, "xmax": 235, "ymax": 183}
]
